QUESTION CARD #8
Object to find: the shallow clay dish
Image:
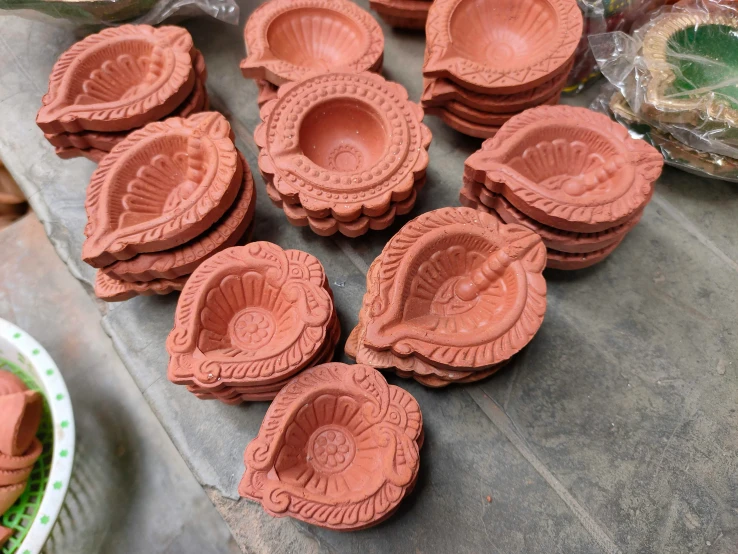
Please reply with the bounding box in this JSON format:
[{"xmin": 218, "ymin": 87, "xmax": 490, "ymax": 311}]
[
  {"xmin": 461, "ymin": 178, "xmax": 643, "ymax": 253},
  {"xmin": 465, "ymin": 105, "xmax": 664, "ymax": 232},
  {"xmin": 424, "ymin": 106, "xmax": 501, "ymax": 139},
  {"xmin": 256, "ymin": 72, "xmax": 431, "ymax": 220},
  {"xmin": 82, "ymin": 112, "xmax": 240, "ymax": 267},
  {"xmin": 241, "ymin": 0, "xmax": 384, "ymax": 86},
  {"xmin": 167, "ymin": 242, "xmax": 335, "ymax": 390},
  {"xmin": 359, "ymin": 207, "xmax": 547, "ymax": 370},
  {"xmin": 94, "ymin": 271, "xmax": 188, "ymax": 302},
  {"xmin": 103, "ymin": 153, "xmax": 255, "ymax": 282},
  {"xmin": 37, "ymin": 25, "xmax": 195, "ymax": 134},
  {"xmin": 239, "ymin": 362, "xmax": 422, "ymax": 530},
  {"xmin": 421, "ymin": 59, "xmax": 573, "ymax": 113},
  {"xmin": 424, "ymin": 0, "xmax": 583, "ymax": 93}
]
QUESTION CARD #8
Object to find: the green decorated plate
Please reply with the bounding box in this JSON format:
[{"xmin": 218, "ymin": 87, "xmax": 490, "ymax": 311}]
[{"xmin": 0, "ymin": 319, "xmax": 74, "ymax": 554}]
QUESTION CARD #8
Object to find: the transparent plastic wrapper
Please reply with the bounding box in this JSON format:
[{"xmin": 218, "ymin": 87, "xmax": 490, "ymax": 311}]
[
  {"xmin": 592, "ymin": 83, "xmax": 738, "ymax": 182},
  {"xmin": 566, "ymin": 0, "xmax": 678, "ymax": 93},
  {"xmin": 0, "ymin": 0, "xmax": 238, "ymax": 26},
  {"xmin": 590, "ymin": 0, "xmax": 738, "ymax": 160}
]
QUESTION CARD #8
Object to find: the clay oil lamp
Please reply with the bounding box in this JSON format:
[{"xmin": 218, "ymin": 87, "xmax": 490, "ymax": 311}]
[
  {"xmin": 421, "ymin": 0, "xmax": 582, "ymax": 137},
  {"xmin": 241, "ymin": 0, "xmax": 384, "ymax": 104},
  {"xmin": 346, "ymin": 207, "xmax": 547, "ymax": 386},
  {"xmin": 462, "ymin": 105, "xmax": 663, "ymax": 269},
  {"xmin": 38, "ymin": 26, "xmax": 210, "ymax": 161},
  {"xmin": 239, "ymin": 363, "xmax": 422, "ymax": 530},
  {"xmin": 369, "ymin": 0, "xmax": 431, "ymax": 30},
  {"xmin": 642, "ymin": 11, "xmax": 738, "ymax": 128},
  {"xmin": 166, "ymin": 242, "xmax": 339, "ymax": 404},
  {"xmin": 256, "ymin": 71, "xmax": 431, "ymax": 236}
]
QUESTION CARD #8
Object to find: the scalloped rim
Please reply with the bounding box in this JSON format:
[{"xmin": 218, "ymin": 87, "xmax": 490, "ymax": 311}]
[{"xmin": 0, "ymin": 318, "xmax": 75, "ymax": 554}]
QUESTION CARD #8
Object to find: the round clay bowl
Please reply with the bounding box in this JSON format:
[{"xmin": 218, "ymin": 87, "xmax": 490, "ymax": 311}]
[
  {"xmin": 239, "ymin": 363, "xmax": 422, "ymax": 530},
  {"xmin": 359, "ymin": 207, "xmax": 547, "ymax": 370},
  {"xmin": 256, "ymin": 72, "xmax": 431, "ymax": 222},
  {"xmin": 424, "ymin": 0, "xmax": 583, "ymax": 93},
  {"xmin": 82, "ymin": 112, "xmax": 241, "ymax": 267},
  {"xmin": 167, "ymin": 242, "xmax": 335, "ymax": 390},
  {"xmin": 464, "ymin": 105, "xmax": 664, "ymax": 232},
  {"xmin": 241, "ymin": 0, "xmax": 384, "ymax": 86},
  {"xmin": 37, "ymin": 25, "xmax": 196, "ymax": 134}
]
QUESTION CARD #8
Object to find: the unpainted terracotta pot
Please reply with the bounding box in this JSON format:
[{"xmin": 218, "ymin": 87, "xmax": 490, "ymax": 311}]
[
  {"xmin": 0, "ymin": 391, "xmax": 43, "ymax": 457},
  {"xmin": 103, "ymin": 153, "xmax": 256, "ymax": 282},
  {"xmin": 465, "ymin": 105, "xmax": 664, "ymax": 232},
  {"xmin": 350, "ymin": 207, "xmax": 547, "ymax": 373},
  {"xmin": 239, "ymin": 363, "xmax": 422, "ymax": 530},
  {"xmin": 0, "ymin": 466, "xmax": 32, "ymax": 487},
  {"xmin": 82, "ymin": 112, "xmax": 240, "ymax": 267},
  {"xmin": 241, "ymin": 0, "xmax": 384, "ymax": 86},
  {"xmin": 0, "ymin": 482, "xmax": 26, "ymax": 515},
  {"xmin": 167, "ymin": 242, "xmax": 337, "ymax": 392},
  {"xmin": 256, "ymin": 71, "xmax": 431, "ymax": 222},
  {"xmin": 37, "ymin": 25, "xmax": 196, "ymax": 134},
  {"xmin": 424, "ymin": 0, "xmax": 583, "ymax": 94},
  {"xmin": 0, "ymin": 438, "xmax": 43, "ymax": 471}
]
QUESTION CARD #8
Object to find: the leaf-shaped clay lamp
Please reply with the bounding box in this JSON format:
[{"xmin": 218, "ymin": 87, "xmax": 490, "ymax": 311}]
[
  {"xmin": 82, "ymin": 112, "xmax": 241, "ymax": 267},
  {"xmin": 37, "ymin": 25, "xmax": 196, "ymax": 134},
  {"xmin": 239, "ymin": 363, "xmax": 422, "ymax": 530},
  {"xmin": 465, "ymin": 105, "xmax": 664, "ymax": 232},
  {"xmin": 241, "ymin": 0, "xmax": 384, "ymax": 85},
  {"xmin": 166, "ymin": 242, "xmax": 335, "ymax": 390},
  {"xmin": 423, "ymin": 0, "xmax": 582, "ymax": 93},
  {"xmin": 360, "ymin": 207, "xmax": 547, "ymax": 370}
]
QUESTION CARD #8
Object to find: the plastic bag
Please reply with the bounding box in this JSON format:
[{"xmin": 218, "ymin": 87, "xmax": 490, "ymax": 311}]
[
  {"xmin": 566, "ymin": 0, "xmax": 678, "ymax": 93},
  {"xmin": 0, "ymin": 0, "xmax": 238, "ymax": 26},
  {"xmin": 590, "ymin": 0, "xmax": 738, "ymax": 159}
]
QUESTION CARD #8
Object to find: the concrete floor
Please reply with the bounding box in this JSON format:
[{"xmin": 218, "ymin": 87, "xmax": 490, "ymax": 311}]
[{"xmin": 0, "ymin": 214, "xmax": 239, "ymax": 553}]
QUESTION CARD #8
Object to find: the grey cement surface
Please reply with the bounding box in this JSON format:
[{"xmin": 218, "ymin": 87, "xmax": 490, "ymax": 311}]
[
  {"xmin": 0, "ymin": 215, "xmax": 238, "ymax": 554},
  {"xmin": 0, "ymin": 2, "xmax": 736, "ymax": 552}
]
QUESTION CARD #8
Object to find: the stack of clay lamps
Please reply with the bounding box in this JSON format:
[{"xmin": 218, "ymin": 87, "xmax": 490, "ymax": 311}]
[
  {"xmin": 240, "ymin": 0, "xmax": 385, "ymax": 108},
  {"xmin": 420, "ymin": 0, "xmax": 583, "ymax": 138},
  {"xmin": 370, "ymin": 0, "xmax": 431, "ymax": 30},
  {"xmin": 239, "ymin": 362, "xmax": 422, "ymax": 529},
  {"xmin": 256, "ymin": 71, "xmax": 431, "ymax": 237},
  {"xmin": 346, "ymin": 207, "xmax": 547, "ymax": 388},
  {"xmin": 36, "ymin": 25, "xmax": 209, "ymax": 163},
  {"xmin": 0, "ymin": 372, "xmax": 43, "ymax": 548},
  {"xmin": 462, "ymin": 105, "xmax": 664, "ymax": 270},
  {"xmin": 81, "ymin": 112, "xmax": 257, "ymax": 302},
  {"xmin": 166, "ymin": 242, "xmax": 340, "ymax": 405}
]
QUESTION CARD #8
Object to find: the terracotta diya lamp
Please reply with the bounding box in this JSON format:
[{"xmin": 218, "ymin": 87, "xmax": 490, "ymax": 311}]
[
  {"xmin": 462, "ymin": 105, "xmax": 663, "ymax": 269},
  {"xmin": 82, "ymin": 112, "xmax": 241, "ymax": 268},
  {"xmin": 346, "ymin": 207, "xmax": 547, "ymax": 385},
  {"xmin": 370, "ymin": 0, "xmax": 431, "ymax": 30},
  {"xmin": 241, "ymin": 0, "xmax": 384, "ymax": 87},
  {"xmin": 256, "ymin": 71, "xmax": 431, "ymax": 235},
  {"xmin": 166, "ymin": 242, "xmax": 339, "ymax": 404},
  {"xmin": 239, "ymin": 362, "xmax": 422, "ymax": 530},
  {"xmin": 37, "ymin": 25, "xmax": 196, "ymax": 134}
]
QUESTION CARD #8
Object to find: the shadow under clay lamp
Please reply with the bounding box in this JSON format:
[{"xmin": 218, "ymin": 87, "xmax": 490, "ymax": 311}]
[
  {"xmin": 421, "ymin": 0, "xmax": 582, "ymax": 137},
  {"xmin": 241, "ymin": 0, "xmax": 385, "ymax": 106},
  {"xmin": 166, "ymin": 242, "xmax": 339, "ymax": 404},
  {"xmin": 239, "ymin": 362, "xmax": 422, "ymax": 530},
  {"xmin": 256, "ymin": 71, "xmax": 431, "ymax": 237},
  {"xmin": 463, "ymin": 105, "xmax": 663, "ymax": 269},
  {"xmin": 346, "ymin": 207, "xmax": 547, "ymax": 387}
]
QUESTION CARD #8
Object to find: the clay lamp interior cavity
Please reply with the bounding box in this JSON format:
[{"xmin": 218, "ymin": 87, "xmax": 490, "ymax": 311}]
[
  {"xmin": 462, "ymin": 105, "xmax": 664, "ymax": 270},
  {"xmin": 166, "ymin": 242, "xmax": 340, "ymax": 404},
  {"xmin": 37, "ymin": 25, "xmax": 210, "ymax": 162},
  {"xmin": 239, "ymin": 363, "xmax": 423, "ymax": 529},
  {"xmin": 369, "ymin": 0, "xmax": 432, "ymax": 30},
  {"xmin": 345, "ymin": 207, "xmax": 548, "ymax": 388},
  {"xmin": 256, "ymin": 71, "xmax": 431, "ymax": 237},
  {"xmin": 81, "ymin": 112, "xmax": 257, "ymax": 302},
  {"xmin": 0, "ymin": 371, "xmax": 44, "ymax": 538},
  {"xmin": 241, "ymin": 0, "xmax": 385, "ymax": 106},
  {"xmin": 421, "ymin": 0, "xmax": 583, "ymax": 138}
]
